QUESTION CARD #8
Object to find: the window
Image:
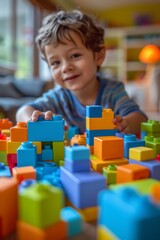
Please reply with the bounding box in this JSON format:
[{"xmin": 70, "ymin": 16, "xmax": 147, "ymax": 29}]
[{"xmin": 0, "ymin": 0, "xmax": 51, "ymax": 80}]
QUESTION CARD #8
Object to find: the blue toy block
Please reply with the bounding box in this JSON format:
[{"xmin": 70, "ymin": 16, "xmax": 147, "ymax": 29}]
[
  {"xmin": 19, "ymin": 179, "xmax": 37, "ymax": 193},
  {"xmin": 129, "ymin": 159, "xmax": 160, "ymax": 180},
  {"xmin": 28, "ymin": 115, "xmax": 64, "ymax": 142},
  {"xmin": 0, "ymin": 162, "xmax": 11, "ymax": 177},
  {"xmin": 64, "ymin": 159, "xmax": 90, "ymax": 173},
  {"xmin": 86, "ymin": 129, "xmax": 118, "ymax": 146},
  {"xmin": 65, "ymin": 146, "xmax": 90, "ymax": 161},
  {"xmin": 115, "ymin": 132, "xmax": 125, "ymax": 138},
  {"xmin": 124, "ymin": 134, "xmax": 145, "ymax": 158},
  {"xmin": 17, "ymin": 142, "xmax": 37, "ymax": 168},
  {"xmin": 66, "ymin": 126, "xmax": 80, "ymax": 140},
  {"xmin": 42, "ymin": 146, "xmax": 53, "ymax": 161},
  {"xmin": 61, "ymin": 206, "xmax": 83, "ymax": 237},
  {"xmin": 98, "ymin": 187, "xmax": 160, "ymax": 240},
  {"xmin": 86, "ymin": 105, "xmax": 102, "ymax": 118},
  {"xmin": 60, "ymin": 166, "xmax": 106, "ymax": 208},
  {"xmin": 141, "ymin": 130, "xmax": 147, "ymax": 139}
]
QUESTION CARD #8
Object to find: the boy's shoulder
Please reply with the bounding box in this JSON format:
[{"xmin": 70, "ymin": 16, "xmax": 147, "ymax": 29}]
[{"xmin": 100, "ymin": 77, "xmax": 124, "ymax": 89}]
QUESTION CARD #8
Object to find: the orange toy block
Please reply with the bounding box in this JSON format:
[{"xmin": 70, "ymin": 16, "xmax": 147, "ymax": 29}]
[
  {"xmin": 0, "ymin": 178, "xmax": 18, "ymax": 237},
  {"xmin": 94, "ymin": 136, "xmax": 123, "ymax": 160},
  {"xmin": 17, "ymin": 220, "xmax": 67, "ymax": 240},
  {"xmin": 116, "ymin": 163, "xmax": 150, "ymax": 183},
  {"xmin": 0, "ymin": 138, "xmax": 7, "ymax": 151},
  {"xmin": 10, "ymin": 122, "xmax": 28, "ymax": 142},
  {"xmin": 90, "ymin": 155, "xmax": 128, "ymax": 173},
  {"xmin": 12, "ymin": 166, "xmax": 36, "ymax": 184},
  {"xmin": 86, "ymin": 108, "xmax": 116, "ymax": 130},
  {"xmin": 151, "ymin": 183, "xmax": 160, "ymax": 204},
  {"xmin": 0, "ymin": 118, "xmax": 13, "ymax": 130},
  {"xmin": 7, "ymin": 140, "xmax": 22, "ymax": 154}
]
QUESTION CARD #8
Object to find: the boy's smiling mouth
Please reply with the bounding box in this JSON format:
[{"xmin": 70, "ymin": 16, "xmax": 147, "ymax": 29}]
[{"xmin": 64, "ymin": 74, "xmax": 80, "ymax": 81}]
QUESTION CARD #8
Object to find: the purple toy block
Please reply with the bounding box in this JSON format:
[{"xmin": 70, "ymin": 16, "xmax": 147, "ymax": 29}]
[
  {"xmin": 64, "ymin": 159, "xmax": 90, "ymax": 173},
  {"xmin": 60, "ymin": 166, "xmax": 106, "ymax": 209}
]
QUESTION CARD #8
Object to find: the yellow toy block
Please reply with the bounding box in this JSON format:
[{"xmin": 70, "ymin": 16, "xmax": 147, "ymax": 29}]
[
  {"xmin": 86, "ymin": 108, "xmax": 116, "ymax": 130},
  {"xmin": 94, "ymin": 136, "xmax": 123, "ymax": 160},
  {"xmin": 117, "ymin": 163, "xmax": 150, "ymax": 184},
  {"xmin": 0, "ymin": 178, "xmax": 18, "ymax": 237},
  {"xmin": 12, "ymin": 166, "xmax": 36, "ymax": 184},
  {"xmin": 90, "ymin": 155, "xmax": 128, "ymax": 173},
  {"xmin": 97, "ymin": 225, "xmax": 118, "ymax": 240},
  {"xmin": 1, "ymin": 129, "xmax": 10, "ymax": 137},
  {"xmin": 129, "ymin": 146, "xmax": 154, "ymax": 161},
  {"xmin": 7, "ymin": 140, "xmax": 22, "ymax": 154},
  {"xmin": 32, "ymin": 142, "xmax": 42, "ymax": 154},
  {"xmin": 17, "ymin": 220, "xmax": 67, "ymax": 240},
  {"xmin": 10, "ymin": 122, "xmax": 28, "ymax": 142}
]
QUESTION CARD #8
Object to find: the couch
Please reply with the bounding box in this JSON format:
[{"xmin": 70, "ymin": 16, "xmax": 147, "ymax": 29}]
[{"xmin": 0, "ymin": 77, "xmax": 54, "ymax": 124}]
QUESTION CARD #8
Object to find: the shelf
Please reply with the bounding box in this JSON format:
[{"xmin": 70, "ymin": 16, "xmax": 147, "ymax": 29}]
[{"xmin": 103, "ymin": 25, "xmax": 160, "ymax": 83}]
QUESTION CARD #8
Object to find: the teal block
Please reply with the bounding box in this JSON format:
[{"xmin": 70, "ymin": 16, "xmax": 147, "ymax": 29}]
[
  {"xmin": 65, "ymin": 145, "xmax": 90, "ymax": 161},
  {"xmin": 61, "ymin": 207, "xmax": 82, "ymax": 237},
  {"xmin": 98, "ymin": 187, "xmax": 160, "ymax": 240},
  {"xmin": 17, "ymin": 142, "xmax": 37, "ymax": 167}
]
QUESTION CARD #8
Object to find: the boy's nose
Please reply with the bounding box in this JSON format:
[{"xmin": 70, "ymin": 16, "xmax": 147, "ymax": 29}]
[{"xmin": 62, "ymin": 61, "xmax": 73, "ymax": 73}]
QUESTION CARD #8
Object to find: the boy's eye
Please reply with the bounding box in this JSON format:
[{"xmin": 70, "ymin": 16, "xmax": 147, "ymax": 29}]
[
  {"xmin": 71, "ymin": 53, "xmax": 81, "ymax": 59},
  {"xmin": 50, "ymin": 61, "xmax": 60, "ymax": 68}
]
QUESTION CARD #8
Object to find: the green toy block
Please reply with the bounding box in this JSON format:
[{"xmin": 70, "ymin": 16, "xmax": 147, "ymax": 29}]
[
  {"xmin": 0, "ymin": 151, "xmax": 7, "ymax": 165},
  {"xmin": 141, "ymin": 120, "xmax": 160, "ymax": 133},
  {"xmin": 110, "ymin": 178, "xmax": 159, "ymax": 195},
  {"xmin": 103, "ymin": 164, "xmax": 117, "ymax": 185},
  {"xmin": 145, "ymin": 136, "xmax": 160, "ymax": 158},
  {"xmin": 52, "ymin": 141, "xmax": 64, "ymax": 166},
  {"xmin": 19, "ymin": 183, "xmax": 64, "ymax": 228}
]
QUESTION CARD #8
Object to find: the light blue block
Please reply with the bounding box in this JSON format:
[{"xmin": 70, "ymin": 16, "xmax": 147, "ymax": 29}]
[
  {"xmin": 86, "ymin": 129, "xmax": 118, "ymax": 146},
  {"xmin": 129, "ymin": 159, "xmax": 160, "ymax": 180},
  {"xmin": 98, "ymin": 187, "xmax": 160, "ymax": 240},
  {"xmin": 0, "ymin": 162, "xmax": 11, "ymax": 177},
  {"xmin": 60, "ymin": 166, "xmax": 106, "ymax": 208},
  {"xmin": 64, "ymin": 158, "xmax": 90, "ymax": 173},
  {"xmin": 86, "ymin": 105, "xmax": 102, "ymax": 118},
  {"xmin": 28, "ymin": 115, "xmax": 64, "ymax": 142},
  {"xmin": 61, "ymin": 206, "xmax": 82, "ymax": 237},
  {"xmin": 66, "ymin": 126, "xmax": 80, "ymax": 140},
  {"xmin": 17, "ymin": 142, "xmax": 37, "ymax": 167},
  {"xmin": 124, "ymin": 134, "xmax": 145, "ymax": 158},
  {"xmin": 65, "ymin": 146, "xmax": 90, "ymax": 161},
  {"xmin": 42, "ymin": 147, "xmax": 53, "ymax": 161}
]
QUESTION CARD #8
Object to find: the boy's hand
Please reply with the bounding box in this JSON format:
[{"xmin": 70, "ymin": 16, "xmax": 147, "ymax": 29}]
[
  {"xmin": 30, "ymin": 110, "xmax": 54, "ymax": 122},
  {"xmin": 113, "ymin": 115, "xmax": 130, "ymax": 134}
]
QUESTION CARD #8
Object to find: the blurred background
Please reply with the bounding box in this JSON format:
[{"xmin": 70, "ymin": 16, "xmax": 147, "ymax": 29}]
[{"xmin": 0, "ymin": 0, "xmax": 160, "ymax": 122}]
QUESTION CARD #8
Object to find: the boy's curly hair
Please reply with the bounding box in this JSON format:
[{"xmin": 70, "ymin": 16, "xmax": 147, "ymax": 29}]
[{"xmin": 36, "ymin": 10, "xmax": 104, "ymax": 61}]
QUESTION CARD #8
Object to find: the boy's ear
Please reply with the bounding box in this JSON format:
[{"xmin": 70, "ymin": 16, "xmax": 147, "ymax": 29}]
[{"xmin": 96, "ymin": 44, "xmax": 106, "ymax": 66}]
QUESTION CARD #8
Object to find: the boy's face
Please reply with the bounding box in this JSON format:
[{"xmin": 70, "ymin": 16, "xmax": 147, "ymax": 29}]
[{"xmin": 44, "ymin": 31, "xmax": 105, "ymax": 93}]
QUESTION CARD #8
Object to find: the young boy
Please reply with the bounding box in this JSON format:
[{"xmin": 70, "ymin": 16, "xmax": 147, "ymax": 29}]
[{"xmin": 16, "ymin": 10, "xmax": 147, "ymax": 134}]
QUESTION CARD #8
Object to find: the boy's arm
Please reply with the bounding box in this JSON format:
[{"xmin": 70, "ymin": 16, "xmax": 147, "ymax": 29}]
[
  {"xmin": 114, "ymin": 111, "xmax": 148, "ymax": 135},
  {"xmin": 16, "ymin": 105, "xmax": 36, "ymax": 122}
]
